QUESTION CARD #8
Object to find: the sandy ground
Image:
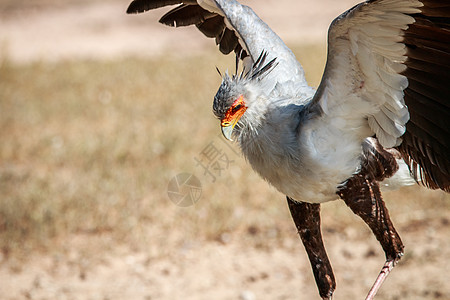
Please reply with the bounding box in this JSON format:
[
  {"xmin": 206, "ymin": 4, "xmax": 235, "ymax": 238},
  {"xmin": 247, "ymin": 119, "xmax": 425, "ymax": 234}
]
[
  {"xmin": 1, "ymin": 208, "xmax": 449, "ymax": 300},
  {"xmin": 1, "ymin": 1, "xmax": 450, "ymax": 300}
]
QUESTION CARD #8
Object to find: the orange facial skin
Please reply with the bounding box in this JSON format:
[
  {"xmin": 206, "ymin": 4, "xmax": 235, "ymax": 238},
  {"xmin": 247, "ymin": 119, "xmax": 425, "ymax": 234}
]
[{"xmin": 220, "ymin": 95, "xmax": 247, "ymax": 128}]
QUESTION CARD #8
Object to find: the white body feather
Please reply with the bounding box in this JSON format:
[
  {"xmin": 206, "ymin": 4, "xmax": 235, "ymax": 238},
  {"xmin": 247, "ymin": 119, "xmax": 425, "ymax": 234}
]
[
  {"xmin": 158, "ymin": 0, "xmax": 429, "ymax": 204},
  {"xmin": 211, "ymin": 0, "xmax": 422, "ymax": 203}
]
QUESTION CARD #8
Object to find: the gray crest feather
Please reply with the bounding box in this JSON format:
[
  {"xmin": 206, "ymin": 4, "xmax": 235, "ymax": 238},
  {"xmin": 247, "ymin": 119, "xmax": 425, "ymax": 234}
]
[{"xmin": 213, "ymin": 51, "xmax": 277, "ymax": 119}]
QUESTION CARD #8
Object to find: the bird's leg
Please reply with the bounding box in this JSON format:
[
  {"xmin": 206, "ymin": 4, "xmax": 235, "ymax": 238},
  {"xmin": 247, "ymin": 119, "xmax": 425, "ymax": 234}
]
[
  {"xmin": 287, "ymin": 197, "xmax": 336, "ymax": 300},
  {"xmin": 365, "ymin": 259, "xmax": 396, "ymax": 300},
  {"xmin": 337, "ymin": 175, "xmax": 404, "ymax": 300}
]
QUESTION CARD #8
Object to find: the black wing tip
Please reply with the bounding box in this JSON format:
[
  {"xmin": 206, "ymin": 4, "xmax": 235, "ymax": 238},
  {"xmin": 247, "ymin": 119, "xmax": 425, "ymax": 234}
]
[
  {"xmin": 159, "ymin": 17, "xmax": 176, "ymax": 27},
  {"xmin": 126, "ymin": 0, "xmax": 248, "ymax": 65},
  {"xmin": 126, "ymin": 0, "xmax": 183, "ymax": 14},
  {"xmin": 126, "ymin": 7, "xmax": 139, "ymax": 14},
  {"xmin": 126, "ymin": 0, "xmax": 146, "ymax": 14}
]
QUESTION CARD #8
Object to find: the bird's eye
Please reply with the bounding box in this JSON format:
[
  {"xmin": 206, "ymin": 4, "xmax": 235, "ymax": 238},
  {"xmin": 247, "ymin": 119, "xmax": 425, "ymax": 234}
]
[{"xmin": 232, "ymin": 104, "xmax": 242, "ymax": 112}]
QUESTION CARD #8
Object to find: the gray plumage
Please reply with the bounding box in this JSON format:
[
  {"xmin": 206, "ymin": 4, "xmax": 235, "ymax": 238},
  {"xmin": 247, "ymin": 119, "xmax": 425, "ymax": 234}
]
[{"xmin": 127, "ymin": 0, "xmax": 449, "ymax": 298}]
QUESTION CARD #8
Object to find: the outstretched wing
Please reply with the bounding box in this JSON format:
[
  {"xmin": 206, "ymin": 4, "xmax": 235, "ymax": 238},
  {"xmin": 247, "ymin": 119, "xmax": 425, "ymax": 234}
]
[
  {"xmin": 127, "ymin": 0, "xmax": 308, "ymax": 87},
  {"xmin": 398, "ymin": 1, "xmax": 450, "ymax": 191},
  {"xmin": 309, "ymin": 0, "xmax": 449, "ymax": 191}
]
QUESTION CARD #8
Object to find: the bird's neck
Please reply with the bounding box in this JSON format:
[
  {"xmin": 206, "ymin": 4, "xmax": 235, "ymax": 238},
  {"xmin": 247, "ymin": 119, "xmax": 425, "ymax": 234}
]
[{"xmin": 235, "ymin": 100, "xmax": 302, "ymax": 161}]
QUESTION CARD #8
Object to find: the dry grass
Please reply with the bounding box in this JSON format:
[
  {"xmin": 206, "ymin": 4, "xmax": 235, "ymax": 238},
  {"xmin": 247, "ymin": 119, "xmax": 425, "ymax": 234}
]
[
  {"xmin": 0, "ymin": 44, "xmax": 448, "ymax": 262},
  {"xmin": 0, "ymin": 45, "xmax": 321, "ymax": 256}
]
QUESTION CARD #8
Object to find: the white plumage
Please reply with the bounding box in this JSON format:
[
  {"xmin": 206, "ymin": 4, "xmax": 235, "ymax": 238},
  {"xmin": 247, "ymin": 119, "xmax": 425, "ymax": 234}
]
[{"xmin": 127, "ymin": 0, "xmax": 449, "ymax": 298}]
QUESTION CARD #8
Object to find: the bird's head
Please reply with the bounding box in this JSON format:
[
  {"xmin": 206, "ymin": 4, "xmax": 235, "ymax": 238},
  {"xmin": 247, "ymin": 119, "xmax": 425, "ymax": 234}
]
[{"xmin": 212, "ymin": 52, "xmax": 277, "ymax": 141}]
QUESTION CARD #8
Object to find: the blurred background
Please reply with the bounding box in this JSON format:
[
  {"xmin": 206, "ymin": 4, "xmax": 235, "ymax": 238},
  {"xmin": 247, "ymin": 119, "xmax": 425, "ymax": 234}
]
[{"xmin": 0, "ymin": 0, "xmax": 449, "ymax": 299}]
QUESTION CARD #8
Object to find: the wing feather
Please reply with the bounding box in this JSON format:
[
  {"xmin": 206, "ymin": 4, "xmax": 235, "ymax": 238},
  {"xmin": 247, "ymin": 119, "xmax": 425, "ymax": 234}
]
[
  {"xmin": 126, "ymin": 0, "xmax": 308, "ymax": 87},
  {"xmin": 159, "ymin": 4, "xmax": 215, "ymax": 27},
  {"xmin": 216, "ymin": 27, "xmax": 238, "ymax": 54},
  {"xmin": 398, "ymin": 1, "xmax": 450, "ymax": 191},
  {"xmin": 309, "ymin": 2, "xmax": 417, "ymax": 149},
  {"xmin": 196, "ymin": 15, "xmax": 224, "ymax": 38},
  {"xmin": 127, "ymin": 0, "xmax": 184, "ymax": 13},
  {"xmin": 309, "ymin": 0, "xmax": 449, "ymax": 191}
]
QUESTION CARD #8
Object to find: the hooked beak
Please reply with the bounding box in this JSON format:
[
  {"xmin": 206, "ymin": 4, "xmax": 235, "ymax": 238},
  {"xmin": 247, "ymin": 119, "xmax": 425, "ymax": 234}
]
[
  {"xmin": 220, "ymin": 108, "xmax": 245, "ymax": 141},
  {"xmin": 221, "ymin": 124, "xmax": 234, "ymax": 141}
]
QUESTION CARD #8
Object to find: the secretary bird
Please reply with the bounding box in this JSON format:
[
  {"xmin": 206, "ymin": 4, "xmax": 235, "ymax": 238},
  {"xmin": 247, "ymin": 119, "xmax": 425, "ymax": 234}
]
[{"xmin": 126, "ymin": 0, "xmax": 450, "ymax": 299}]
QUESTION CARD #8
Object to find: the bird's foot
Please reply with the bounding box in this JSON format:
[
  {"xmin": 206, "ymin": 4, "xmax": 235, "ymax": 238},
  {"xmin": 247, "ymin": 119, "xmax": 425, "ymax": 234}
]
[{"xmin": 365, "ymin": 259, "xmax": 397, "ymax": 300}]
